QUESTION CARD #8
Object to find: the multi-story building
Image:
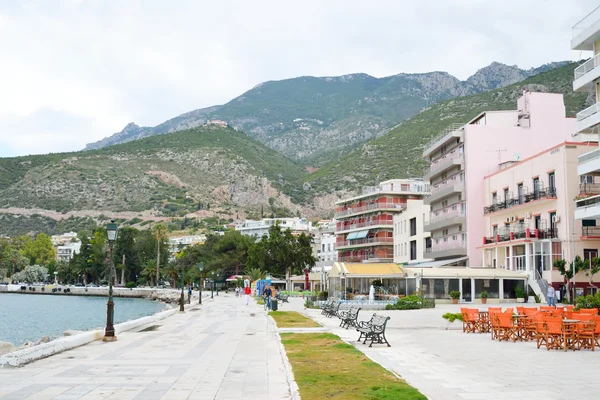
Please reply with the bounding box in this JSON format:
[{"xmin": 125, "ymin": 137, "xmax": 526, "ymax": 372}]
[
  {"xmin": 335, "ymin": 179, "xmax": 430, "ymax": 263},
  {"xmin": 482, "ymin": 141, "xmax": 600, "ymax": 300},
  {"xmin": 56, "ymin": 242, "xmax": 81, "ymax": 262},
  {"xmin": 235, "ymin": 217, "xmax": 312, "ymax": 238},
  {"xmin": 311, "ymin": 220, "xmax": 338, "ymax": 267},
  {"xmin": 51, "ymin": 231, "xmax": 78, "ymax": 247},
  {"xmin": 422, "ymin": 92, "xmax": 576, "ymax": 266},
  {"xmin": 393, "ymin": 199, "xmax": 432, "ymax": 264},
  {"xmin": 168, "ymin": 235, "xmax": 206, "ymax": 254}
]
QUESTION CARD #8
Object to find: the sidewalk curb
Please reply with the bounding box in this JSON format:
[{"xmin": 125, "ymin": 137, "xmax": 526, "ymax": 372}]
[{"xmin": 268, "ymin": 314, "xmax": 301, "ymax": 400}]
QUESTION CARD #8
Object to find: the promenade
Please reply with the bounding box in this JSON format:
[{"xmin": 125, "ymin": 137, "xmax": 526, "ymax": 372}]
[{"xmin": 0, "ymin": 295, "xmax": 291, "ymax": 400}]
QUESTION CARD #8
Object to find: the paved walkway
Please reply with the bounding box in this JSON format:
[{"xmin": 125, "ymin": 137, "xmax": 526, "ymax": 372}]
[
  {"xmin": 0, "ymin": 295, "xmax": 291, "ymax": 400},
  {"xmin": 286, "ymin": 299, "xmax": 600, "ymax": 400}
]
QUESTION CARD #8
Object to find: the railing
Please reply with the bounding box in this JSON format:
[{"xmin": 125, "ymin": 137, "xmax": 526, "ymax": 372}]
[
  {"xmin": 576, "ymin": 103, "xmax": 600, "ymax": 122},
  {"xmin": 582, "ymin": 226, "xmax": 600, "ymax": 236},
  {"xmin": 428, "ymin": 149, "xmax": 463, "ymax": 174},
  {"xmin": 424, "ymin": 123, "xmax": 464, "ymax": 152},
  {"xmin": 426, "ymin": 234, "xmax": 466, "ymax": 253},
  {"xmin": 574, "ymin": 53, "xmax": 600, "ymax": 80},
  {"xmin": 580, "ymin": 182, "xmax": 600, "ymax": 194},
  {"xmin": 484, "ymin": 227, "xmax": 557, "ymax": 244},
  {"xmin": 336, "ymin": 220, "xmax": 394, "ymax": 231},
  {"xmin": 572, "ymin": 5, "xmax": 600, "ymax": 38},
  {"xmin": 483, "ymin": 187, "xmax": 556, "ymax": 214},
  {"xmin": 361, "ymin": 182, "xmax": 430, "ymax": 195},
  {"xmin": 338, "ymin": 254, "xmax": 393, "ymax": 262},
  {"xmin": 431, "ymin": 171, "xmax": 464, "ymax": 192},
  {"xmin": 335, "ymin": 202, "xmax": 406, "ymax": 217},
  {"xmin": 429, "ymin": 201, "xmax": 465, "ymax": 223},
  {"xmin": 579, "ymin": 149, "xmax": 600, "ymax": 164},
  {"xmin": 576, "ymin": 193, "xmax": 600, "ymax": 208},
  {"xmin": 336, "ymin": 237, "xmax": 394, "ymax": 247},
  {"xmin": 535, "ymin": 270, "xmax": 548, "ymax": 304}
]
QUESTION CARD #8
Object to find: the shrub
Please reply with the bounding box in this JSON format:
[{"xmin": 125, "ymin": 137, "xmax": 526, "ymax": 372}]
[
  {"xmin": 534, "ymin": 294, "xmax": 541, "ymax": 303},
  {"xmin": 442, "ymin": 312, "xmax": 464, "ymax": 323},
  {"xmin": 515, "ymin": 287, "xmax": 525, "ymax": 298},
  {"xmin": 480, "ymin": 290, "xmax": 488, "ymax": 299},
  {"xmin": 126, "ymin": 281, "xmax": 136, "ymax": 289},
  {"xmin": 449, "ymin": 290, "xmax": 461, "ymax": 299},
  {"xmin": 574, "ymin": 292, "xmax": 600, "ymax": 312},
  {"xmin": 386, "ymin": 294, "xmax": 433, "ymax": 310},
  {"xmin": 304, "ymin": 299, "xmax": 319, "ymax": 309},
  {"xmin": 318, "ymin": 291, "xmax": 328, "ymax": 301}
]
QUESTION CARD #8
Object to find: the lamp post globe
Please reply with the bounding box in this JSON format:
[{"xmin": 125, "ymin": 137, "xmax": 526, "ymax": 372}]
[
  {"xmin": 103, "ymin": 221, "xmax": 118, "ymax": 342},
  {"xmin": 198, "ymin": 263, "xmax": 204, "ymax": 305}
]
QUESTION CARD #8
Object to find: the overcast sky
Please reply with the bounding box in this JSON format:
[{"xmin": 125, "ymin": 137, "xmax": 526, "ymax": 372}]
[{"xmin": 0, "ymin": 0, "xmax": 598, "ymax": 158}]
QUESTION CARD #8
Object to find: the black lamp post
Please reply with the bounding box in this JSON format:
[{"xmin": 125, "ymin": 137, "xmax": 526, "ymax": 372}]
[
  {"xmin": 211, "ymin": 271, "xmax": 214, "ymax": 299},
  {"xmin": 179, "ymin": 262, "xmax": 185, "ymax": 313},
  {"xmin": 103, "ymin": 221, "xmax": 118, "ymax": 342},
  {"xmin": 198, "ymin": 263, "xmax": 204, "ymax": 305}
]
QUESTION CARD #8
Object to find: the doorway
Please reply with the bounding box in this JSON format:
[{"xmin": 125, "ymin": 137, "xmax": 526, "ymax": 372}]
[{"xmin": 462, "ymin": 279, "xmax": 472, "ymax": 302}]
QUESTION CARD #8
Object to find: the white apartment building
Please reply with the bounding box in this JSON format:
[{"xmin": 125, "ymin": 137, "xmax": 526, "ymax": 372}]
[
  {"xmin": 51, "ymin": 231, "xmax": 78, "ymax": 246},
  {"xmin": 56, "ymin": 242, "xmax": 81, "ymax": 261},
  {"xmin": 393, "ymin": 199, "xmax": 432, "ymax": 264},
  {"xmin": 235, "ymin": 217, "xmax": 312, "ymax": 238},
  {"xmin": 311, "ymin": 220, "xmax": 338, "ymax": 267},
  {"xmin": 168, "ymin": 235, "xmax": 206, "ymax": 253}
]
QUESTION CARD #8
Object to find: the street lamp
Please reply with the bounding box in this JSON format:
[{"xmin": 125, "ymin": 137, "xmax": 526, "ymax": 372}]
[
  {"xmin": 54, "ymin": 271, "xmax": 58, "ymax": 285},
  {"xmin": 198, "ymin": 263, "xmax": 204, "ymax": 305},
  {"xmin": 103, "ymin": 221, "xmax": 118, "ymax": 342},
  {"xmin": 179, "ymin": 262, "xmax": 185, "ymax": 313},
  {"xmin": 211, "ymin": 271, "xmax": 214, "ymax": 299}
]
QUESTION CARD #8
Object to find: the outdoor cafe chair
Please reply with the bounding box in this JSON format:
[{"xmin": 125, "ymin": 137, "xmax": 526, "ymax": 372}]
[
  {"xmin": 540, "ymin": 306, "xmax": 554, "ymax": 312},
  {"xmin": 579, "ymin": 308, "xmax": 599, "ymax": 315},
  {"xmin": 503, "ymin": 308, "xmax": 514, "ymax": 315},
  {"xmin": 541, "ymin": 316, "xmax": 576, "ymax": 351},
  {"xmin": 462, "ymin": 308, "xmax": 481, "ymax": 333},
  {"xmin": 495, "ymin": 313, "xmax": 517, "ymax": 342},
  {"xmin": 576, "ymin": 320, "xmax": 596, "ymax": 351},
  {"xmin": 516, "ymin": 306, "xmax": 525, "ymax": 315},
  {"xmin": 563, "ymin": 305, "xmax": 574, "ymax": 313}
]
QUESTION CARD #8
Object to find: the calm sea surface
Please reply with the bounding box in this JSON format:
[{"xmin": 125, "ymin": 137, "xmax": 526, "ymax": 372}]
[{"xmin": 0, "ymin": 293, "xmax": 165, "ymax": 346}]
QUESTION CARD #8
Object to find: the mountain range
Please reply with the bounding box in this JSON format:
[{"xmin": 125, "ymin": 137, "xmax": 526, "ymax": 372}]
[{"xmin": 85, "ymin": 62, "xmax": 568, "ymax": 165}]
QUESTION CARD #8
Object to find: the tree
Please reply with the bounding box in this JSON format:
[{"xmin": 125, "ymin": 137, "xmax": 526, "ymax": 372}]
[
  {"xmin": 11, "ymin": 265, "xmax": 49, "ymax": 284},
  {"xmin": 1, "ymin": 246, "xmax": 28, "ymax": 276},
  {"xmin": 554, "ymin": 256, "xmax": 586, "ymax": 303},
  {"xmin": 153, "ymin": 224, "xmax": 167, "ymax": 286},
  {"xmin": 115, "ymin": 226, "xmax": 140, "ymax": 284},
  {"xmin": 586, "ymin": 257, "xmax": 600, "ymax": 289},
  {"xmin": 245, "ymin": 267, "xmax": 267, "ymax": 282},
  {"xmin": 21, "ymin": 233, "xmax": 55, "ymax": 266}
]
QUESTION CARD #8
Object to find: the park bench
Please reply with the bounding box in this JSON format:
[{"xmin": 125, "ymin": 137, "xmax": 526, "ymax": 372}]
[
  {"xmin": 320, "ymin": 299, "xmax": 335, "ymax": 315},
  {"xmin": 338, "ymin": 306, "xmax": 361, "ymax": 329},
  {"xmin": 276, "ymin": 293, "xmax": 289, "ymax": 304},
  {"xmin": 324, "ymin": 301, "xmax": 341, "ymax": 318},
  {"xmin": 356, "ymin": 313, "xmax": 391, "ymax": 347}
]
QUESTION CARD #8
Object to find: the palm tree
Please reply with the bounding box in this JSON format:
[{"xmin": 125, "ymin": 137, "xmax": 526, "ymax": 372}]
[
  {"xmin": 141, "ymin": 260, "xmax": 157, "ymax": 287},
  {"xmin": 245, "ymin": 267, "xmax": 266, "ymax": 282},
  {"xmin": 153, "ymin": 224, "xmax": 167, "ymax": 287}
]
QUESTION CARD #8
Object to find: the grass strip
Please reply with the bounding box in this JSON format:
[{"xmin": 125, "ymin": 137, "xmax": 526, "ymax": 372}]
[
  {"xmin": 269, "ymin": 311, "xmax": 321, "ymax": 328},
  {"xmin": 280, "ymin": 333, "xmax": 425, "ymax": 400}
]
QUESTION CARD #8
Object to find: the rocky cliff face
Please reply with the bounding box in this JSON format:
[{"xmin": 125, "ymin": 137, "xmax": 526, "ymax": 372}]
[{"xmin": 85, "ymin": 62, "xmax": 569, "ymax": 164}]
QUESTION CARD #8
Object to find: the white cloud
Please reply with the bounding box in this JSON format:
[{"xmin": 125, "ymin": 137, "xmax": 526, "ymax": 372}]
[{"xmin": 0, "ymin": 0, "xmax": 597, "ymax": 157}]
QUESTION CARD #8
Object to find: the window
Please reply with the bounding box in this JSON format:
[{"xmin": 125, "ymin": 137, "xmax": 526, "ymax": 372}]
[
  {"xmin": 503, "ymin": 188, "xmax": 509, "ymax": 202},
  {"xmin": 425, "ymin": 237, "xmax": 431, "ymax": 250},
  {"xmin": 442, "ymin": 229, "xmax": 449, "ymax": 236},
  {"xmin": 580, "ymin": 175, "xmax": 594, "ymax": 184},
  {"xmin": 533, "ymin": 178, "xmax": 540, "ymax": 199},
  {"xmin": 492, "ymin": 192, "xmax": 497, "ymax": 204},
  {"xmin": 517, "ymin": 183, "xmax": 524, "ymax": 204},
  {"xmin": 410, "ymin": 218, "xmax": 417, "ymax": 236},
  {"xmin": 548, "ymin": 172, "xmax": 555, "ymax": 190},
  {"xmin": 410, "ymin": 240, "xmax": 417, "ymax": 260},
  {"xmin": 549, "ymin": 212, "xmax": 556, "ymax": 233},
  {"xmin": 322, "ymin": 244, "xmax": 325, "ymax": 252},
  {"xmin": 492, "ymin": 225, "xmax": 498, "ymax": 236},
  {"xmin": 327, "ymin": 243, "xmax": 331, "ymax": 252},
  {"xmin": 458, "ymin": 224, "xmax": 462, "ymax": 232},
  {"xmin": 584, "ymin": 249, "xmax": 598, "ymax": 267},
  {"xmin": 441, "ymin": 200, "xmax": 448, "ymax": 207}
]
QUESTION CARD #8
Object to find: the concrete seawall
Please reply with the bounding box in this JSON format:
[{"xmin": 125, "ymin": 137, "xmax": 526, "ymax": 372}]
[
  {"xmin": 0, "ymin": 307, "xmax": 179, "ymax": 368},
  {"xmin": 1, "ymin": 284, "xmax": 177, "ymax": 298}
]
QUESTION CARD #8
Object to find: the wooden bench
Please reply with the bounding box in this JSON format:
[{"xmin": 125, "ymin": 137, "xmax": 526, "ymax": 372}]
[
  {"xmin": 338, "ymin": 306, "xmax": 361, "ymax": 329},
  {"xmin": 356, "ymin": 314, "xmax": 391, "ymax": 347}
]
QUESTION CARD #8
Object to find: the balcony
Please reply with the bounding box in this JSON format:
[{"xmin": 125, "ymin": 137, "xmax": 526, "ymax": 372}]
[
  {"xmin": 578, "ymin": 149, "xmax": 600, "ymax": 176},
  {"xmin": 576, "ymin": 103, "xmax": 600, "ymax": 134},
  {"xmin": 483, "ymin": 187, "xmax": 556, "ymax": 215},
  {"xmin": 423, "ymin": 123, "xmax": 464, "ymax": 158},
  {"xmin": 424, "ymin": 149, "xmax": 464, "ymax": 180},
  {"xmin": 425, "ymin": 172, "xmax": 465, "ymax": 205},
  {"xmin": 336, "ymin": 219, "xmax": 393, "ymax": 233},
  {"xmin": 582, "ymin": 226, "xmax": 600, "ymax": 237},
  {"xmin": 425, "ymin": 233, "xmax": 467, "ymax": 259},
  {"xmin": 574, "ymin": 54, "xmax": 600, "ymax": 91},
  {"xmin": 336, "ymin": 237, "xmax": 394, "ymax": 249},
  {"xmin": 483, "ymin": 227, "xmax": 557, "ymax": 245},
  {"xmin": 425, "ymin": 201, "xmax": 466, "ymax": 232},
  {"xmin": 338, "ymin": 254, "xmax": 393, "ymax": 263},
  {"xmin": 575, "ymin": 194, "xmax": 600, "ymax": 220},
  {"xmin": 335, "ymin": 202, "xmax": 406, "ymax": 218},
  {"xmin": 572, "ymin": 6, "xmax": 600, "ymax": 51}
]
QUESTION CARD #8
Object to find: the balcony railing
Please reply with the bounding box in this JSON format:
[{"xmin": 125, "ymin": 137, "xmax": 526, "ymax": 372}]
[
  {"xmin": 483, "ymin": 227, "xmax": 557, "ymax": 244},
  {"xmin": 576, "ymin": 103, "xmax": 600, "ymax": 122},
  {"xmin": 575, "ymin": 53, "xmax": 600, "ymax": 80},
  {"xmin": 336, "ymin": 220, "xmax": 393, "ymax": 232},
  {"xmin": 338, "ymin": 254, "xmax": 393, "ymax": 262},
  {"xmin": 426, "ymin": 234, "xmax": 466, "ymax": 253},
  {"xmin": 428, "ymin": 148, "xmax": 463, "ymax": 174},
  {"xmin": 429, "ymin": 201, "xmax": 465, "ymax": 223},
  {"xmin": 336, "ymin": 237, "xmax": 394, "ymax": 247},
  {"xmin": 582, "ymin": 226, "xmax": 600, "ymax": 236},
  {"xmin": 335, "ymin": 202, "xmax": 406, "ymax": 217},
  {"xmin": 424, "ymin": 123, "xmax": 464, "ymax": 152},
  {"xmin": 572, "ymin": 5, "xmax": 600, "ymax": 38},
  {"xmin": 576, "ymin": 194, "xmax": 600, "ymax": 208},
  {"xmin": 579, "ymin": 149, "xmax": 600, "ymax": 164},
  {"xmin": 361, "ymin": 182, "xmax": 430, "ymax": 196},
  {"xmin": 431, "ymin": 171, "xmax": 464, "ymax": 192},
  {"xmin": 580, "ymin": 182, "xmax": 600, "ymax": 195},
  {"xmin": 483, "ymin": 187, "xmax": 556, "ymax": 214}
]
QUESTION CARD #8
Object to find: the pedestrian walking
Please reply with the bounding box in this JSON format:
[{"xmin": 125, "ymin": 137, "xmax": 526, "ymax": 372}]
[
  {"xmin": 244, "ymin": 285, "xmax": 251, "ymax": 305},
  {"xmin": 188, "ymin": 285, "xmax": 192, "ymax": 304},
  {"xmin": 547, "ymin": 283, "xmax": 556, "ymax": 307}
]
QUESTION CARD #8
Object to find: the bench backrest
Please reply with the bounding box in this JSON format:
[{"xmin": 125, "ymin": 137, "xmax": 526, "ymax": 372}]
[{"xmin": 371, "ymin": 314, "xmax": 390, "ymax": 328}]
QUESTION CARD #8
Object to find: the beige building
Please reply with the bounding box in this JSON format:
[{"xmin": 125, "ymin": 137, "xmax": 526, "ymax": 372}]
[
  {"xmin": 393, "ymin": 199, "xmax": 432, "ymax": 264},
  {"xmin": 481, "ymin": 141, "xmax": 600, "ymax": 300}
]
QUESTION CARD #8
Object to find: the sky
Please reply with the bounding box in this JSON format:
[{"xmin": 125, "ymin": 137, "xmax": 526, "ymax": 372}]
[{"xmin": 0, "ymin": 0, "xmax": 598, "ymax": 158}]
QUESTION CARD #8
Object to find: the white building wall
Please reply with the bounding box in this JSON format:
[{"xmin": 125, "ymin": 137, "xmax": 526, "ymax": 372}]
[{"xmin": 393, "ymin": 199, "xmax": 432, "ymax": 264}]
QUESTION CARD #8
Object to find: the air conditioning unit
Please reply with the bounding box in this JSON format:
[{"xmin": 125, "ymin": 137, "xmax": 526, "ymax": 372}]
[
  {"xmin": 552, "ymin": 215, "xmax": 560, "ymax": 223},
  {"xmin": 525, "ymin": 213, "xmax": 532, "ymax": 219}
]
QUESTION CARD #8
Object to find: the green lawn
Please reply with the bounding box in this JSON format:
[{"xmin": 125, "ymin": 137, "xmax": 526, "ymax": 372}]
[
  {"xmin": 269, "ymin": 311, "xmax": 321, "ymax": 328},
  {"xmin": 280, "ymin": 333, "xmax": 425, "ymax": 400}
]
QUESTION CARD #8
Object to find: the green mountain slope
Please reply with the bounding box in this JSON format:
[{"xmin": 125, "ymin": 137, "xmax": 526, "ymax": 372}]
[
  {"xmin": 304, "ymin": 62, "xmax": 588, "ymax": 195},
  {"xmin": 0, "ymin": 126, "xmax": 307, "ymax": 215}
]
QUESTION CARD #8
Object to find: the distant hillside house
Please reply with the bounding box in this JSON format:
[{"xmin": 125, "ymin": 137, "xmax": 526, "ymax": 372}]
[
  {"xmin": 206, "ymin": 119, "xmax": 228, "ymax": 128},
  {"xmin": 51, "ymin": 231, "xmax": 78, "ymax": 246},
  {"xmin": 235, "ymin": 218, "xmax": 312, "ymax": 239},
  {"xmin": 56, "ymin": 242, "xmax": 81, "ymax": 262},
  {"xmin": 169, "ymin": 235, "xmax": 206, "ymax": 255}
]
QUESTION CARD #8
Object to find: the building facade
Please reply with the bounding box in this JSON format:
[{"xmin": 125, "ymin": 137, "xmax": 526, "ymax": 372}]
[
  {"xmin": 393, "ymin": 199, "xmax": 432, "ymax": 264},
  {"xmin": 312, "ymin": 220, "xmax": 338, "ymax": 267},
  {"xmin": 335, "ymin": 179, "xmax": 429, "ymax": 263},
  {"xmin": 422, "ymin": 92, "xmax": 576, "ymax": 266},
  {"xmin": 481, "ymin": 142, "xmax": 600, "ymax": 300},
  {"xmin": 235, "ymin": 218, "xmax": 312, "ymax": 238}
]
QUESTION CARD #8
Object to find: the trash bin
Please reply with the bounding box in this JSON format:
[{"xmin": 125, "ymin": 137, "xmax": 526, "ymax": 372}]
[{"xmin": 271, "ymin": 299, "xmax": 278, "ymax": 311}]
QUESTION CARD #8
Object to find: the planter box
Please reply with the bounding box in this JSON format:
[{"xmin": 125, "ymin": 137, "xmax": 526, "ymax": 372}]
[{"xmin": 516, "ymin": 298, "xmax": 525, "ymax": 303}]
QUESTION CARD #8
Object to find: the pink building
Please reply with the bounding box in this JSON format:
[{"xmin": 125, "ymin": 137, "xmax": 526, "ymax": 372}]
[{"xmin": 422, "ymin": 92, "xmax": 576, "ymax": 267}]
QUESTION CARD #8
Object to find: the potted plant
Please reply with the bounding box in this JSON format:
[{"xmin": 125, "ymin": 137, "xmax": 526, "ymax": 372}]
[
  {"xmin": 480, "ymin": 290, "xmax": 488, "ymax": 304},
  {"xmin": 449, "ymin": 290, "xmax": 461, "ymax": 304},
  {"xmin": 515, "ymin": 287, "xmax": 525, "ymax": 303}
]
